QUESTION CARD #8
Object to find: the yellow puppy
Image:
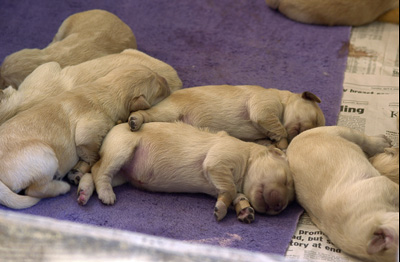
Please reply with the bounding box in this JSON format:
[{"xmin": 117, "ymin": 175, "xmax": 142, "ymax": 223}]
[
  {"xmin": 0, "ymin": 65, "xmax": 171, "ymax": 209},
  {"xmin": 0, "ymin": 49, "xmax": 182, "ymax": 126},
  {"xmin": 287, "ymin": 126, "xmax": 398, "ymax": 262},
  {"xmin": 129, "ymin": 85, "xmax": 325, "ymax": 149},
  {"xmin": 80, "ymin": 122, "xmax": 295, "ymax": 223},
  {"xmin": 0, "ymin": 9, "xmax": 136, "ymax": 89},
  {"xmin": 265, "ymin": 0, "xmax": 399, "ymax": 26}
]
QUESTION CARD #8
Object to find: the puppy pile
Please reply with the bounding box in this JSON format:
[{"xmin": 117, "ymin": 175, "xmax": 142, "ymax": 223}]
[{"xmin": 0, "ymin": 8, "xmax": 398, "ymax": 262}]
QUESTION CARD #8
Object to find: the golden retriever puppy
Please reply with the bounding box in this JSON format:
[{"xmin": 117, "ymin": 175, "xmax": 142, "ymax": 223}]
[
  {"xmin": 128, "ymin": 85, "xmax": 325, "ymax": 149},
  {"xmin": 0, "ymin": 65, "xmax": 171, "ymax": 209},
  {"xmin": 0, "ymin": 9, "xmax": 136, "ymax": 89},
  {"xmin": 79, "ymin": 122, "xmax": 294, "ymax": 223},
  {"xmin": 0, "ymin": 49, "xmax": 182, "ymax": 125},
  {"xmin": 286, "ymin": 126, "xmax": 398, "ymax": 262},
  {"xmin": 265, "ymin": 0, "xmax": 399, "ymax": 26}
]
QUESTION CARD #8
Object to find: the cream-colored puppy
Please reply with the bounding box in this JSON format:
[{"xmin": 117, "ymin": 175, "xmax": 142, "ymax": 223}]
[
  {"xmin": 81, "ymin": 122, "xmax": 295, "ymax": 223},
  {"xmin": 286, "ymin": 126, "xmax": 398, "ymax": 262},
  {"xmin": 265, "ymin": 0, "xmax": 399, "ymax": 26},
  {"xmin": 0, "ymin": 49, "xmax": 182, "ymax": 125},
  {"xmin": 0, "ymin": 9, "xmax": 137, "ymax": 89},
  {"xmin": 129, "ymin": 85, "xmax": 325, "ymax": 149},
  {"xmin": 0, "ymin": 65, "xmax": 171, "ymax": 209}
]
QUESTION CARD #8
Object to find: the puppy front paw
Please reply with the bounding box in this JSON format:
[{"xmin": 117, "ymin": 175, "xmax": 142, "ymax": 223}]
[
  {"xmin": 214, "ymin": 201, "xmax": 228, "ymax": 221},
  {"xmin": 234, "ymin": 194, "xmax": 255, "ymax": 224},
  {"xmin": 77, "ymin": 174, "xmax": 94, "ymax": 206},
  {"xmin": 365, "ymin": 135, "xmax": 392, "ymax": 156},
  {"xmin": 129, "ymin": 114, "xmax": 143, "ymax": 131},
  {"xmin": 98, "ymin": 186, "xmax": 116, "ymax": 205},
  {"xmin": 67, "ymin": 169, "xmax": 84, "ymax": 185}
]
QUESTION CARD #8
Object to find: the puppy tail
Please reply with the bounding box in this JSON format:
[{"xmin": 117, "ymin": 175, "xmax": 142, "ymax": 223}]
[{"xmin": 0, "ymin": 180, "xmax": 41, "ymax": 209}]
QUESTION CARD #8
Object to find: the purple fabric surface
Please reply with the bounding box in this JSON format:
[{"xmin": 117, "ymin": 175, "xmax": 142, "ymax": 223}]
[{"xmin": 0, "ymin": 0, "xmax": 350, "ymax": 256}]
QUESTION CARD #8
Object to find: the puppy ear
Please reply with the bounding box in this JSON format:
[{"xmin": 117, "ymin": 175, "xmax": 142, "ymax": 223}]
[
  {"xmin": 367, "ymin": 226, "xmax": 398, "ymax": 255},
  {"xmin": 384, "ymin": 147, "xmax": 398, "ymax": 156},
  {"xmin": 301, "ymin": 91, "xmax": 321, "ymax": 103},
  {"xmin": 267, "ymin": 146, "xmax": 287, "ymax": 159},
  {"xmin": 130, "ymin": 95, "xmax": 151, "ymax": 112}
]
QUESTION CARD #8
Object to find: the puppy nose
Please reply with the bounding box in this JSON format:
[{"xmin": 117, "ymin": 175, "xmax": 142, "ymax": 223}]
[{"xmin": 269, "ymin": 190, "xmax": 284, "ymax": 212}]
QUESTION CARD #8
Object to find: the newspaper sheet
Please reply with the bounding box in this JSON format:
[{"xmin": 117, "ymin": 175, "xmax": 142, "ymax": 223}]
[{"xmin": 286, "ymin": 21, "xmax": 399, "ymax": 262}]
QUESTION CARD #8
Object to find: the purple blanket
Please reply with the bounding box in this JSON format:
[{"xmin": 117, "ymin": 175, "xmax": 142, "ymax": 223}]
[{"xmin": 0, "ymin": 0, "xmax": 350, "ymax": 256}]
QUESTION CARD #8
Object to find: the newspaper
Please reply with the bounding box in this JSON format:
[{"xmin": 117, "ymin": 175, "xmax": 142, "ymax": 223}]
[{"xmin": 286, "ymin": 21, "xmax": 399, "ymax": 261}]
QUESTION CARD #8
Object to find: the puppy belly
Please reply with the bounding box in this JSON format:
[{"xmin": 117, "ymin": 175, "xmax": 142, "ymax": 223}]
[{"xmin": 119, "ymin": 147, "xmax": 216, "ymax": 196}]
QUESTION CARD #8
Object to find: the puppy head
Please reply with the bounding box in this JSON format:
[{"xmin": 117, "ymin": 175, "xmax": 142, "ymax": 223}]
[
  {"xmin": 243, "ymin": 146, "xmax": 295, "ymax": 215},
  {"xmin": 1, "ymin": 48, "xmax": 44, "ymax": 89},
  {"xmin": 283, "ymin": 91, "xmax": 325, "ymax": 141}
]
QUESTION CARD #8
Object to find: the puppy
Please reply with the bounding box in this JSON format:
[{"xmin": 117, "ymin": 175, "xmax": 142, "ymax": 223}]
[
  {"xmin": 0, "ymin": 49, "xmax": 182, "ymax": 125},
  {"xmin": 79, "ymin": 122, "xmax": 294, "ymax": 223},
  {"xmin": 129, "ymin": 85, "xmax": 325, "ymax": 149},
  {"xmin": 265, "ymin": 0, "xmax": 399, "ymax": 26},
  {"xmin": 0, "ymin": 9, "xmax": 136, "ymax": 89},
  {"xmin": 286, "ymin": 126, "xmax": 398, "ymax": 262},
  {"xmin": 0, "ymin": 65, "xmax": 171, "ymax": 209}
]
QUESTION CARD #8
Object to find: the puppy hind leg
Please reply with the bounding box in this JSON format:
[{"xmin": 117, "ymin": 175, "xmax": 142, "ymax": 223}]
[
  {"xmin": 19, "ymin": 144, "xmax": 71, "ymax": 198},
  {"xmin": 322, "ymin": 126, "xmax": 392, "ymax": 157},
  {"xmin": 129, "ymin": 105, "xmax": 180, "ymax": 131}
]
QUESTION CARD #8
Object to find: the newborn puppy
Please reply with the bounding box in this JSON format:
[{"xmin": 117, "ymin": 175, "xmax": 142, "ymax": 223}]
[
  {"xmin": 0, "ymin": 65, "xmax": 171, "ymax": 209},
  {"xmin": 0, "ymin": 49, "xmax": 182, "ymax": 125},
  {"xmin": 129, "ymin": 85, "xmax": 325, "ymax": 149},
  {"xmin": 82, "ymin": 122, "xmax": 295, "ymax": 223},
  {"xmin": 0, "ymin": 9, "xmax": 136, "ymax": 89},
  {"xmin": 265, "ymin": 0, "xmax": 399, "ymax": 26},
  {"xmin": 286, "ymin": 126, "xmax": 398, "ymax": 262}
]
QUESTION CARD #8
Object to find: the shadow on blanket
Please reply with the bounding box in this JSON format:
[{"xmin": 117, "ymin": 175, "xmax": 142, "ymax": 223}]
[{"xmin": 0, "ymin": 0, "xmax": 350, "ymax": 256}]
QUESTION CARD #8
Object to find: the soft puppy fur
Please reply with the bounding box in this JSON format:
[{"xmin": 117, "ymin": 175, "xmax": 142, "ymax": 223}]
[
  {"xmin": 0, "ymin": 49, "xmax": 182, "ymax": 126},
  {"xmin": 0, "ymin": 64, "xmax": 171, "ymax": 209},
  {"xmin": 129, "ymin": 85, "xmax": 325, "ymax": 149},
  {"xmin": 286, "ymin": 126, "xmax": 398, "ymax": 262},
  {"xmin": 370, "ymin": 147, "xmax": 399, "ymax": 184},
  {"xmin": 80, "ymin": 122, "xmax": 295, "ymax": 223},
  {"xmin": 265, "ymin": 0, "xmax": 399, "ymax": 26},
  {"xmin": 0, "ymin": 9, "xmax": 137, "ymax": 89}
]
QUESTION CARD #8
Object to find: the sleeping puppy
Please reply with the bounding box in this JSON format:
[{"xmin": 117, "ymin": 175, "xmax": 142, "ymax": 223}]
[
  {"xmin": 265, "ymin": 0, "xmax": 399, "ymax": 26},
  {"xmin": 128, "ymin": 85, "xmax": 325, "ymax": 149},
  {"xmin": 0, "ymin": 9, "xmax": 136, "ymax": 89},
  {"xmin": 0, "ymin": 65, "xmax": 171, "ymax": 209},
  {"xmin": 286, "ymin": 126, "xmax": 398, "ymax": 262},
  {"xmin": 78, "ymin": 122, "xmax": 294, "ymax": 223},
  {"xmin": 0, "ymin": 49, "xmax": 182, "ymax": 125}
]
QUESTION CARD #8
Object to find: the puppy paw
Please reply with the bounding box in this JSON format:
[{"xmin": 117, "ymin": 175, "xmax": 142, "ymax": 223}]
[
  {"xmin": 98, "ymin": 187, "xmax": 116, "ymax": 205},
  {"xmin": 67, "ymin": 169, "xmax": 84, "ymax": 185},
  {"xmin": 214, "ymin": 201, "xmax": 228, "ymax": 221},
  {"xmin": 129, "ymin": 114, "xmax": 143, "ymax": 131},
  {"xmin": 365, "ymin": 135, "xmax": 392, "ymax": 156},
  {"xmin": 276, "ymin": 138, "xmax": 288, "ymax": 149},
  {"xmin": 77, "ymin": 174, "xmax": 94, "ymax": 206},
  {"xmin": 237, "ymin": 206, "xmax": 255, "ymax": 224},
  {"xmin": 234, "ymin": 194, "xmax": 255, "ymax": 224}
]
